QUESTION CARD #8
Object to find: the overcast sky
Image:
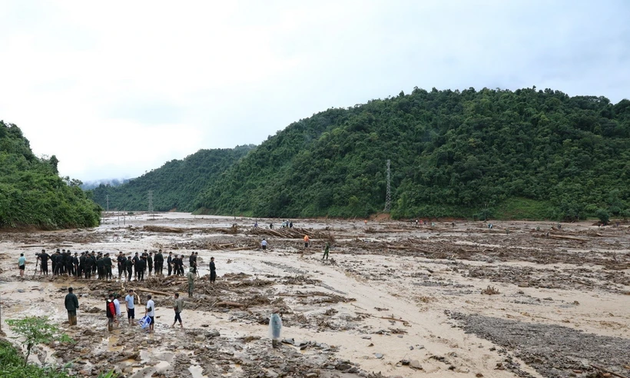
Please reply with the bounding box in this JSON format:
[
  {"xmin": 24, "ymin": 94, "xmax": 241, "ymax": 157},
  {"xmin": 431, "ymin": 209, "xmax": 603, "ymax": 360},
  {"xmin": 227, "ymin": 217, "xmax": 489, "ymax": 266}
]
[{"xmin": 1, "ymin": 0, "xmax": 629, "ymax": 181}]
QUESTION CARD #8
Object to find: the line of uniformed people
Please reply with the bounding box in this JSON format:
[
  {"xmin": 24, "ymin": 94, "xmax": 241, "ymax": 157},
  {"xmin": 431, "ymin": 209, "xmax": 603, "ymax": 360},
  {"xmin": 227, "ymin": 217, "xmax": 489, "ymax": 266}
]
[{"xmin": 36, "ymin": 248, "xmax": 194, "ymax": 280}]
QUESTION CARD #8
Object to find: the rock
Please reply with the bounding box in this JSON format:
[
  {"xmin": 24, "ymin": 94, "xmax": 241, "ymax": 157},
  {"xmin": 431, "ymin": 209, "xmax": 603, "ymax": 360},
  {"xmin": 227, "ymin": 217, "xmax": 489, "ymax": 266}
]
[
  {"xmin": 401, "ymin": 359, "xmax": 410, "ymax": 365},
  {"xmin": 205, "ymin": 329, "xmax": 220, "ymax": 338},
  {"xmin": 336, "ymin": 363, "xmax": 352, "ymax": 371},
  {"xmin": 374, "ymin": 353, "xmax": 384, "ymax": 359},
  {"xmin": 361, "ymin": 336, "xmax": 371, "ymax": 340},
  {"xmin": 282, "ymin": 338, "xmax": 295, "ymax": 345},
  {"xmin": 409, "ymin": 360, "xmax": 422, "ymax": 370},
  {"xmin": 85, "ymin": 306, "xmax": 101, "ymax": 314}
]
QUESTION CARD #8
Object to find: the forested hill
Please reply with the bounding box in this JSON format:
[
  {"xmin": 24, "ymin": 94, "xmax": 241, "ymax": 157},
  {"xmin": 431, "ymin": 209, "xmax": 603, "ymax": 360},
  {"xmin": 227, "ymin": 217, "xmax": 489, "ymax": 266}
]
[
  {"xmin": 90, "ymin": 145, "xmax": 255, "ymax": 212},
  {"xmin": 195, "ymin": 87, "xmax": 630, "ymax": 220},
  {"xmin": 0, "ymin": 121, "xmax": 101, "ymax": 229}
]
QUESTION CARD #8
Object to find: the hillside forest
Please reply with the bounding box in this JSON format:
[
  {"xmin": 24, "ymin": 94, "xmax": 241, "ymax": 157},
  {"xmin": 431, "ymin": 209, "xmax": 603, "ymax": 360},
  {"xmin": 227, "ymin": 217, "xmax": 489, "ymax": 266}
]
[
  {"xmin": 93, "ymin": 87, "xmax": 630, "ymax": 221},
  {"xmin": 0, "ymin": 121, "xmax": 101, "ymax": 229},
  {"xmin": 90, "ymin": 145, "xmax": 254, "ymax": 213}
]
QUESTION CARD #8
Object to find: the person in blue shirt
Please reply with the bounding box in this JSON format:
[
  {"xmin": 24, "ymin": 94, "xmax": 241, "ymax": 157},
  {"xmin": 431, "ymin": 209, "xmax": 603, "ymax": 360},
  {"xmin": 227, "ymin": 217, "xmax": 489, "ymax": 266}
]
[
  {"xmin": 125, "ymin": 289, "xmax": 137, "ymax": 326},
  {"xmin": 18, "ymin": 253, "xmax": 26, "ymax": 278}
]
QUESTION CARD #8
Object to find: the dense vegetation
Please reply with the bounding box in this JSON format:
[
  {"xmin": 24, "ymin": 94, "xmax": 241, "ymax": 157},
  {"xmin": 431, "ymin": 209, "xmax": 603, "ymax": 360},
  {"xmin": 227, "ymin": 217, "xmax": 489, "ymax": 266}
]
[
  {"xmin": 0, "ymin": 121, "xmax": 101, "ymax": 229},
  {"xmin": 194, "ymin": 87, "xmax": 630, "ymax": 220},
  {"xmin": 91, "ymin": 145, "xmax": 254, "ymax": 212}
]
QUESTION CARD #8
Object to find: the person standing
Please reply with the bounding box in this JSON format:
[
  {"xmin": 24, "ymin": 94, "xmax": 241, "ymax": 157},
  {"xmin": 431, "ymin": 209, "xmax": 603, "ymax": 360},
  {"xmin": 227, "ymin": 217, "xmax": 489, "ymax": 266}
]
[
  {"xmin": 138, "ymin": 256, "xmax": 146, "ymax": 281},
  {"xmin": 145, "ymin": 295, "xmax": 155, "ymax": 333},
  {"xmin": 147, "ymin": 252, "xmax": 153, "ymax": 276},
  {"xmin": 303, "ymin": 235, "xmax": 310, "ymax": 248},
  {"xmin": 323, "ymin": 242, "xmax": 330, "ymax": 260},
  {"xmin": 125, "ymin": 289, "xmax": 137, "ymax": 326},
  {"xmin": 64, "ymin": 287, "xmax": 79, "ymax": 326},
  {"xmin": 117, "ymin": 252, "xmax": 125, "ymax": 279},
  {"xmin": 39, "ymin": 249, "xmax": 50, "ymax": 275},
  {"xmin": 104, "ymin": 253, "xmax": 113, "ymax": 280},
  {"xmin": 188, "ymin": 252, "xmax": 196, "ymax": 274},
  {"xmin": 133, "ymin": 252, "xmax": 140, "ymax": 280},
  {"xmin": 125, "ymin": 256, "xmax": 133, "ymax": 281},
  {"xmin": 187, "ymin": 269, "xmax": 195, "ymax": 297},
  {"xmin": 18, "ymin": 253, "xmax": 26, "ymax": 278},
  {"xmin": 154, "ymin": 250, "xmax": 163, "ymax": 275},
  {"xmin": 167, "ymin": 252, "xmax": 173, "ymax": 276},
  {"xmin": 171, "ymin": 293, "xmax": 184, "ymax": 328},
  {"xmin": 113, "ymin": 294, "xmax": 122, "ymax": 326},
  {"xmin": 106, "ymin": 294, "xmax": 116, "ymax": 332},
  {"xmin": 209, "ymin": 257, "xmax": 216, "ymax": 283},
  {"xmin": 269, "ymin": 309, "xmax": 283, "ymax": 348},
  {"xmin": 261, "ymin": 239, "xmax": 268, "ymax": 251}
]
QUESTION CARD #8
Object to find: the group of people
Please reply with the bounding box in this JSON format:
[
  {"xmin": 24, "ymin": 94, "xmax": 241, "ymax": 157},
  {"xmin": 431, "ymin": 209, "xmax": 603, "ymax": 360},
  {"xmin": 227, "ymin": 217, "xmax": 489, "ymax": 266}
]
[
  {"xmin": 65, "ymin": 287, "xmax": 186, "ymax": 333},
  {"xmin": 27, "ymin": 249, "xmax": 213, "ymax": 282}
]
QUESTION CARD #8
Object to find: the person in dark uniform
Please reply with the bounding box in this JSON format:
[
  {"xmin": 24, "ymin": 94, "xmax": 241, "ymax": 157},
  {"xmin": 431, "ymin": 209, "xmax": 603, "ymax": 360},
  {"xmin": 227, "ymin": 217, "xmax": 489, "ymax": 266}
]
[
  {"xmin": 167, "ymin": 252, "xmax": 173, "ymax": 276},
  {"xmin": 147, "ymin": 252, "xmax": 153, "ymax": 276},
  {"xmin": 91, "ymin": 251, "xmax": 97, "ymax": 276},
  {"xmin": 104, "ymin": 253, "xmax": 113, "ymax": 280},
  {"xmin": 65, "ymin": 250, "xmax": 74, "ymax": 276},
  {"xmin": 154, "ymin": 250, "xmax": 163, "ymax": 275},
  {"xmin": 138, "ymin": 255, "xmax": 146, "ymax": 281},
  {"xmin": 132, "ymin": 252, "xmax": 140, "ymax": 280},
  {"xmin": 125, "ymin": 256, "xmax": 133, "ymax": 281},
  {"xmin": 78, "ymin": 252, "xmax": 85, "ymax": 278},
  {"xmin": 117, "ymin": 252, "xmax": 125, "ymax": 279},
  {"xmin": 72, "ymin": 252, "xmax": 79, "ymax": 276},
  {"xmin": 84, "ymin": 252, "xmax": 92, "ymax": 279},
  {"xmin": 64, "ymin": 287, "xmax": 79, "ymax": 326},
  {"xmin": 39, "ymin": 249, "xmax": 50, "ymax": 275},
  {"xmin": 209, "ymin": 257, "xmax": 216, "ymax": 283}
]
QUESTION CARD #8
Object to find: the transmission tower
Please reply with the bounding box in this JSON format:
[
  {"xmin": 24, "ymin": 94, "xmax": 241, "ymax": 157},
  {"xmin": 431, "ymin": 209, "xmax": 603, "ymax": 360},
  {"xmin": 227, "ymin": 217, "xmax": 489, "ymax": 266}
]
[
  {"xmin": 148, "ymin": 190, "xmax": 154, "ymax": 215},
  {"xmin": 384, "ymin": 159, "xmax": 391, "ymax": 212}
]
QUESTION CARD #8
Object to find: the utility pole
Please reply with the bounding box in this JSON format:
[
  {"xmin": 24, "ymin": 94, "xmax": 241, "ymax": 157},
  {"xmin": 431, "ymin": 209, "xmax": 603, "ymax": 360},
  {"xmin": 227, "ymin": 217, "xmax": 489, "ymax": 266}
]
[
  {"xmin": 384, "ymin": 159, "xmax": 391, "ymax": 213},
  {"xmin": 148, "ymin": 190, "xmax": 154, "ymax": 219},
  {"xmin": 106, "ymin": 195, "xmax": 109, "ymax": 212}
]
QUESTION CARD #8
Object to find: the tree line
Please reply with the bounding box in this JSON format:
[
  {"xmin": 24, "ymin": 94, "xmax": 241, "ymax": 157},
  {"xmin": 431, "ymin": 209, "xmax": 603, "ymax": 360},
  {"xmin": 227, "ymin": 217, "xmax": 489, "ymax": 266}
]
[
  {"xmin": 0, "ymin": 121, "xmax": 101, "ymax": 229},
  {"xmin": 88, "ymin": 87, "xmax": 630, "ymax": 221}
]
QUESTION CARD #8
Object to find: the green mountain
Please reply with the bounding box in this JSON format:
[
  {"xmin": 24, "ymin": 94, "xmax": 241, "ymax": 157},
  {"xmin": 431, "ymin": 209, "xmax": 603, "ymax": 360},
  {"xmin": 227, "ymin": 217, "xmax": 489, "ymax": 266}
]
[
  {"xmin": 91, "ymin": 145, "xmax": 255, "ymax": 212},
  {"xmin": 194, "ymin": 87, "xmax": 630, "ymax": 220},
  {"xmin": 0, "ymin": 121, "xmax": 101, "ymax": 229}
]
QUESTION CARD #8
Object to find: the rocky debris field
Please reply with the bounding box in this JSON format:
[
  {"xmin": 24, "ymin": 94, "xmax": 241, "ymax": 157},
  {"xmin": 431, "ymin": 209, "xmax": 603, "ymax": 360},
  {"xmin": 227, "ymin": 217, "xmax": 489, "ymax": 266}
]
[
  {"xmin": 449, "ymin": 312, "xmax": 630, "ymax": 378},
  {"xmin": 0, "ymin": 213, "xmax": 628, "ymax": 377}
]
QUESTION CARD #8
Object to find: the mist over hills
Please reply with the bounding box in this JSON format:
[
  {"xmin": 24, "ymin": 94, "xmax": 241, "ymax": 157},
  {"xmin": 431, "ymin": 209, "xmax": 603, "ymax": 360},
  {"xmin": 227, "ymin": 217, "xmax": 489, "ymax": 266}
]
[
  {"xmin": 81, "ymin": 178, "xmax": 130, "ymax": 191},
  {"xmin": 90, "ymin": 145, "xmax": 255, "ymax": 212},
  {"xmin": 91, "ymin": 87, "xmax": 630, "ymax": 221}
]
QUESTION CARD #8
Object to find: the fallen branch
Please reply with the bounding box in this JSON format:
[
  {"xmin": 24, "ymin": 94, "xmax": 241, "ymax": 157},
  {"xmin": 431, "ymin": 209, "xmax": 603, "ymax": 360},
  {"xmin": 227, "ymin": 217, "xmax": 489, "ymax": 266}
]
[
  {"xmin": 135, "ymin": 288, "xmax": 172, "ymax": 296},
  {"xmin": 215, "ymin": 301, "xmax": 245, "ymax": 308},
  {"xmin": 591, "ymin": 364, "xmax": 628, "ymax": 378},
  {"xmin": 381, "ymin": 316, "xmax": 410, "ymax": 326}
]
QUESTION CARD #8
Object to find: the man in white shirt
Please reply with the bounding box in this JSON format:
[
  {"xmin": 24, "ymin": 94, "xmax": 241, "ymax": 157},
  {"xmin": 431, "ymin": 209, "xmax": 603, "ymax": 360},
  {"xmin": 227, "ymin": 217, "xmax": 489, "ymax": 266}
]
[
  {"xmin": 261, "ymin": 239, "xmax": 268, "ymax": 251},
  {"xmin": 113, "ymin": 294, "xmax": 121, "ymax": 326},
  {"xmin": 145, "ymin": 294, "xmax": 155, "ymax": 332},
  {"xmin": 125, "ymin": 289, "xmax": 136, "ymax": 326}
]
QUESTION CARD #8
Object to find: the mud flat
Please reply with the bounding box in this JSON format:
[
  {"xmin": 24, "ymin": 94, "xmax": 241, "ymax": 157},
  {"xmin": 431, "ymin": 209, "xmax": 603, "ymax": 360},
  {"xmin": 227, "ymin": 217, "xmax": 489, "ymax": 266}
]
[{"xmin": 0, "ymin": 213, "xmax": 628, "ymax": 377}]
